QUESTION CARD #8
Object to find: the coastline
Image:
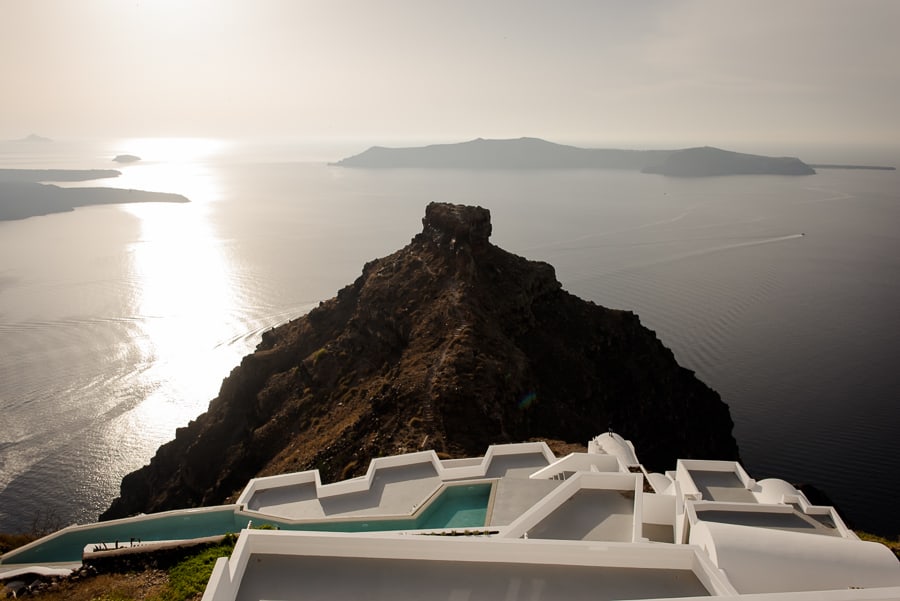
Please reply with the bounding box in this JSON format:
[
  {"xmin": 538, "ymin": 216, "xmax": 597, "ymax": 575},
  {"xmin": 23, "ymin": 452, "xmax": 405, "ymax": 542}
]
[
  {"xmin": 0, "ymin": 182, "xmax": 189, "ymax": 221},
  {"xmin": 0, "ymin": 168, "xmax": 189, "ymax": 221}
]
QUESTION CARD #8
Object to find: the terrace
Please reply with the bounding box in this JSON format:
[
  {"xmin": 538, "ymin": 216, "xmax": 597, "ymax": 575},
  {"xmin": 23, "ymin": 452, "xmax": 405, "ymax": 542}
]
[
  {"xmin": 207, "ymin": 532, "xmax": 727, "ymax": 601},
  {"xmin": 3, "ymin": 433, "xmax": 899, "ymax": 601}
]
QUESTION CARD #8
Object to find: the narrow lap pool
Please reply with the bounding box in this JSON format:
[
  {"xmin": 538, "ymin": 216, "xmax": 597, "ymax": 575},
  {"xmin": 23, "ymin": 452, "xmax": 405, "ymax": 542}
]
[{"xmin": 2, "ymin": 483, "xmax": 493, "ymax": 565}]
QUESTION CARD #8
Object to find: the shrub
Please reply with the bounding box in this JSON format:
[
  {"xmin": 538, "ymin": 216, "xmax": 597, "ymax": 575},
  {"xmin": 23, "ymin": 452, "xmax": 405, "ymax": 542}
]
[{"xmin": 150, "ymin": 541, "xmax": 236, "ymax": 601}]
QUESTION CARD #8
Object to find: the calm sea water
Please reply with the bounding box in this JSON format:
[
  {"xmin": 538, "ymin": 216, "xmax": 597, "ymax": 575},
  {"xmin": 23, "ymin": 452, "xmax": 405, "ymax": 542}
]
[{"xmin": 1, "ymin": 140, "xmax": 898, "ymax": 536}]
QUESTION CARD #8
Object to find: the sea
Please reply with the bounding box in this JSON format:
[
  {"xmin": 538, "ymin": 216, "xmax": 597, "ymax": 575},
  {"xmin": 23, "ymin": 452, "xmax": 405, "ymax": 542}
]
[{"xmin": 1, "ymin": 138, "xmax": 898, "ymax": 537}]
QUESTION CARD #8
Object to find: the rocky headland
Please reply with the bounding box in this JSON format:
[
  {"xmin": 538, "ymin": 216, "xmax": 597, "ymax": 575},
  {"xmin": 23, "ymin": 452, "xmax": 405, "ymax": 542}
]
[
  {"xmin": 0, "ymin": 169, "xmax": 120, "ymax": 183},
  {"xmin": 102, "ymin": 202, "xmax": 739, "ymax": 520},
  {"xmin": 334, "ymin": 137, "xmax": 816, "ymax": 176},
  {"xmin": 0, "ymin": 169, "xmax": 187, "ymax": 221}
]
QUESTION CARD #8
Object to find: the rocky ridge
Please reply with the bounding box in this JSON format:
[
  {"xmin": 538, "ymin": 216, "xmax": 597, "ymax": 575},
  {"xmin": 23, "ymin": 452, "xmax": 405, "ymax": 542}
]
[{"xmin": 102, "ymin": 202, "xmax": 738, "ymax": 520}]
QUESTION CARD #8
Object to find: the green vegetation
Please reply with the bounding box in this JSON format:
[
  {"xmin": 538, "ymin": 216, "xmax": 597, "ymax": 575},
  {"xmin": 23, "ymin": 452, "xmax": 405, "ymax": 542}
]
[
  {"xmin": 310, "ymin": 347, "xmax": 328, "ymax": 365},
  {"xmin": 150, "ymin": 538, "xmax": 236, "ymax": 601}
]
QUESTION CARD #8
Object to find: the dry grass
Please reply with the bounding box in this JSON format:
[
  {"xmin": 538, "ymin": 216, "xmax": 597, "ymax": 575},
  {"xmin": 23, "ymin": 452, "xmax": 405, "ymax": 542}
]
[
  {"xmin": 26, "ymin": 570, "xmax": 168, "ymax": 601},
  {"xmin": 0, "ymin": 532, "xmax": 36, "ymax": 555}
]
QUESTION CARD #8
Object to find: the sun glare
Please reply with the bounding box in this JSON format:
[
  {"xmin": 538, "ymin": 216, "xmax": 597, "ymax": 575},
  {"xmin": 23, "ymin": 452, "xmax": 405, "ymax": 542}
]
[
  {"xmin": 121, "ymin": 167, "xmax": 241, "ymax": 433},
  {"xmin": 119, "ymin": 137, "xmax": 232, "ymax": 164},
  {"xmin": 85, "ymin": 137, "xmax": 233, "ymax": 204}
]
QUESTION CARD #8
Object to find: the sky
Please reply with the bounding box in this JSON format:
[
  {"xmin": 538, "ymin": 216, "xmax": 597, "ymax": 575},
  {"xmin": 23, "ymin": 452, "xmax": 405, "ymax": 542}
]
[{"xmin": 2, "ymin": 0, "xmax": 899, "ymax": 153}]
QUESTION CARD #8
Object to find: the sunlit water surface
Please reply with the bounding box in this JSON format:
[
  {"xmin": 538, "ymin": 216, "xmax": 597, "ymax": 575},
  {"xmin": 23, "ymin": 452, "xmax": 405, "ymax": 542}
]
[{"xmin": 1, "ymin": 140, "xmax": 898, "ymax": 537}]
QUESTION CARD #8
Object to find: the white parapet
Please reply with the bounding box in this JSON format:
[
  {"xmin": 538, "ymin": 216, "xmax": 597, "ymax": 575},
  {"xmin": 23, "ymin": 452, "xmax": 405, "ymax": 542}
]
[{"xmin": 528, "ymin": 452, "xmax": 624, "ymax": 480}]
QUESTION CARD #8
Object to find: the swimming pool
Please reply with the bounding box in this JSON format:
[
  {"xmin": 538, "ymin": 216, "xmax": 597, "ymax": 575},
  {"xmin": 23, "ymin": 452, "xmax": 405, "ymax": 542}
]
[
  {"xmin": 1, "ymin": 507, "xmax": 242, "ymax": 565},
  {"xmin": 416, "ymin": 482, "xmax": 491, "ymax": 529},
  {"xmin": 1, "ymin": 483, "xmax": 493, "ymax": 565},
  {"xmin": 272, "ymin": 482, "xmax": 493, "ymax": 533}
]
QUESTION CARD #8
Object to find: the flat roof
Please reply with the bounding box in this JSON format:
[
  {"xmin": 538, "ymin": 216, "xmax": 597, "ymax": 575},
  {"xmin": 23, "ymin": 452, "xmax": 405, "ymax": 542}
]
[
  {"xmin": 234, "ymin": 554, "xmax": 710, "ymax": 601},
  {"xmin": 526, "ymin": 489, "xmax": 635, "ymax": 542},
  {"xmin": 483, "ymin": 452, "xmax": 551, "ymax": 478},
  {"xmin": 689, "ymin": 470, "xmax": 756, "ymax": 503},
  {"xmin": 246, "ymin": 463, "xmax": 441, "ymax": 520},
  {"xmin": 696, "ymin": 508, "xmax": 841, "ymax": 537}
]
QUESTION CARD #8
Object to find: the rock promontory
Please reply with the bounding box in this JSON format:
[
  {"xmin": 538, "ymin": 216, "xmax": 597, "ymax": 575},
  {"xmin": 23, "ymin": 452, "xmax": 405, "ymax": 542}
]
[{"xmin": 102, "ymin": 202, "xmax": 739, "ymax": 520}]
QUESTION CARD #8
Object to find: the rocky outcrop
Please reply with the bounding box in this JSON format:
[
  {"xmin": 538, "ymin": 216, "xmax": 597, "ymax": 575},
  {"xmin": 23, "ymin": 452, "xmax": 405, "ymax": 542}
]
[{"xmin": 102, "ymin": 202, "xmax": 739, "ymax": 520}]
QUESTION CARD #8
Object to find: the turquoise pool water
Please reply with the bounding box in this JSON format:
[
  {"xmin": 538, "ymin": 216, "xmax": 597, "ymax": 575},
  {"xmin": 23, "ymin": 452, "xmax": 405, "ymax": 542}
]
[
  {"xmin": 417, "ymin": 482, "xmax": 491, "ymax": 529},
  {"xmin": 273, "ymin": 482, "xmax": 492, "ymax": 533},
  {"xmin": 2, "ymin": 508, "xmax": 242, "ymax": 565},
  {"xmin": 2, "ymin": 483, "xmax": 493, "ymax": 564}
]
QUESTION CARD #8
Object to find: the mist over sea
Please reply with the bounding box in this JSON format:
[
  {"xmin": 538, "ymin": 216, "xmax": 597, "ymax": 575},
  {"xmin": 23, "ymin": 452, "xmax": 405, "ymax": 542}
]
[{"xmin": 1, "ymin": 140, "xmax": 898, "ymax": 536}]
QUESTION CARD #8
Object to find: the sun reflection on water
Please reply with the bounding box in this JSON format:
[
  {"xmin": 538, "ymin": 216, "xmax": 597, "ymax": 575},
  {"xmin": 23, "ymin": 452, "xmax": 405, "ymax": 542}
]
[
  {"xmin": 109, "ymin": 138, "xmax": 232, "ymax": 202},
  {"xmin": 117, "ymin": 140, "xmax": 244, "ymax": 438}
]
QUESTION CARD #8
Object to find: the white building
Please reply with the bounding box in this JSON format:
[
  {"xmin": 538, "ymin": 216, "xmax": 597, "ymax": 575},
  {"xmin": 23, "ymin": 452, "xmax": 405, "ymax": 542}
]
[
  {"xmin": 3, "ymin": 433, "xmax": 899, "ymax": 600},
  {"xmin": 204, "ymin": 433, "xmax": 900, "ymax": 600}
]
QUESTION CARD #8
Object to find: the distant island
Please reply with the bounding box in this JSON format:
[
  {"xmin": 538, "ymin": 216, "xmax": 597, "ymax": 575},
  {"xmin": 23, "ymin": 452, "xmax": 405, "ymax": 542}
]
[
  {"xmin": 8, "ymin": 133, "xmax": 53, "ymax": 143},
  {"xmin": 0, "ymin": 169, "xmax": 188, "ymax": 221},
  {"xmin": 808, "ymin": 163, "xmax": 896, "ymax": 171},
  {"xmin": 333, "ymin": 137, "xmax": 817, "ymax": 177},
  {"xmin": 0, "ymin": 169, "xmax": 121, "ymax": 183},
  {"xmin": 113, "ymin": 154, "xmax": 141, "ymax": 163},
  {"xmin": 641, "ymin": 146, "xmax": 815, "ymax": 176}
]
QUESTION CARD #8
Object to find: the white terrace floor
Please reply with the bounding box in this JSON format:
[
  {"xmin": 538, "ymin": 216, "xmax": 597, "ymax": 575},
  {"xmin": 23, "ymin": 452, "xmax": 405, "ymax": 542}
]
[
  {"xmin": 247, "ymin": 463, "xmax": 443, "ymax": 520},
  {"xmin": 243, "ymin": 451, "xmax": 553, "ymax": 522},
  {"xmin": 523, "ymin": 489, "xmax": 635, "ymax": 542},
  {"xmin": 687, "ymin": 470, "xmax": 758, "ymax": 503}
]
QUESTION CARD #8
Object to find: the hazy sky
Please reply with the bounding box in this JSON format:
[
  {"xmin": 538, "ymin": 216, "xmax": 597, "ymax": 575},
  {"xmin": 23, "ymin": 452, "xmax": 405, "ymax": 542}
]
[{"xmin": 2, "ymin": 0, "xmax": 899, "ymax": 149}]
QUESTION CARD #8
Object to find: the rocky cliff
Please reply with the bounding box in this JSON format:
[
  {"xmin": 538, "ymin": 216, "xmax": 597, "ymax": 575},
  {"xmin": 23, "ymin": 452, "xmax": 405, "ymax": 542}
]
[{"xmin": 102, "ymin": 202, "xmax": 739, "ymax": 520}]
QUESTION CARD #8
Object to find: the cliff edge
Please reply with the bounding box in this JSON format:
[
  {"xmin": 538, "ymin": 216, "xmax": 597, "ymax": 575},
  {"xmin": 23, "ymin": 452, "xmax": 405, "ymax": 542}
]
[{"xmin": 102, "ymin": 202, "xmax": 738, "ymax": 520}]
